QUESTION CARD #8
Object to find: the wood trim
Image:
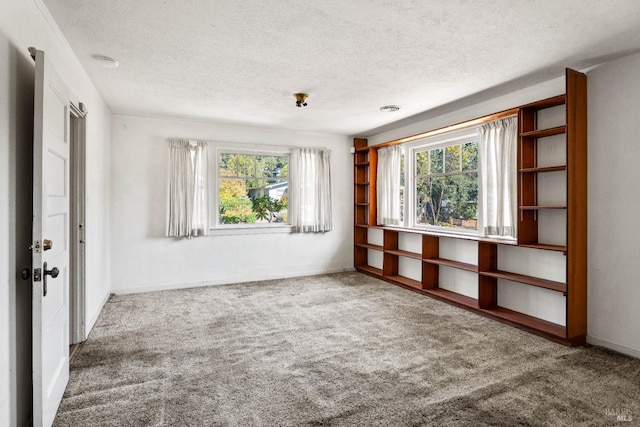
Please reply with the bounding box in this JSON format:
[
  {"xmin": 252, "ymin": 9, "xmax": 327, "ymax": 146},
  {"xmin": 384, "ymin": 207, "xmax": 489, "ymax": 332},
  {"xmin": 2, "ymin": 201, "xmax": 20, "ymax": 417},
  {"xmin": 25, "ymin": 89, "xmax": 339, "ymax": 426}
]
[
  {"xmin": 368, "ymin": 148, "xmax": 378, "ymax": 225},
  {"xmin": 518, "ymin": 94, "xmax": 566, "ymax": 110},
  {"xmin": 565, "ymin": 68, "xmax": 588, "ymax": 340},
  {"xmin": 372, "ymin": 108, "xmax": 519, "ymax": 149}
]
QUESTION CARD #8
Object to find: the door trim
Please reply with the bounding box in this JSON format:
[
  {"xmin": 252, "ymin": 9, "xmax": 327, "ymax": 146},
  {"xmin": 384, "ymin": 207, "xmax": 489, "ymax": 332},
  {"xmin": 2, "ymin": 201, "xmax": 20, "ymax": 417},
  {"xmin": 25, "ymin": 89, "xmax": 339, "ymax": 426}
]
[{"xmin": 69, "ymin": 102, "xmax": 87, "ymax": 344}]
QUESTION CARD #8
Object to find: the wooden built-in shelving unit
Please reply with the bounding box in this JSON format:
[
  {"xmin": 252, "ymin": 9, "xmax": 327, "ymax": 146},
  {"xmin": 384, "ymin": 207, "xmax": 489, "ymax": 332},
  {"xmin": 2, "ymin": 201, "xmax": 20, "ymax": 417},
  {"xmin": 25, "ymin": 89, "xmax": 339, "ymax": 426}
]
[{"xmin": 354, "ymin": 69, "xmax": 587, "ymax": 346}]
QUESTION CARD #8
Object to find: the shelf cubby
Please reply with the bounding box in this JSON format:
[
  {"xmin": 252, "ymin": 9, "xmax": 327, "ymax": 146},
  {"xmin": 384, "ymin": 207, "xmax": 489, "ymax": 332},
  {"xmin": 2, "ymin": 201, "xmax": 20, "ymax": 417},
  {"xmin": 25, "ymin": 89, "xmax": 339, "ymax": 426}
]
[
  {"xmin": 387, "ymin": 275, "xmax": 422, "ymax": 290},
  {"xmin": 355, "ymin": 242, "xmax": 383, "ymax": 251},
  {"xmin": 423, "ymin": 258, "xmax": 478, "ymax": 272},
  {"xmin": 520, "ymin": 125, "xmax": 566, "ymax": 138},
  {"xmin": 385, "ymin": 249, "xmax": 422, "ymax": 259},
  {"xmin": 480, "ymin": 270, "xmax": 566, "ymax": 294},
  {"xmin": 423, "ymin": 288, "xmax": 478, "ymax": 309},
  {"xmin": 479, "ymin": 306, "xmax": 566, "ymax": 339}
]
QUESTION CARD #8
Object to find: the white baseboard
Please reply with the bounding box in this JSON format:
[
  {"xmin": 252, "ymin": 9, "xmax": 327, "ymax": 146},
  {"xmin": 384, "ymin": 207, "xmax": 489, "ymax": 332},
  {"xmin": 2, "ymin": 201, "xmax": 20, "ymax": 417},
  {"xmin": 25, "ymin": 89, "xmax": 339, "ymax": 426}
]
[
  {"xmin": 113, "ymin": 266, "xmax": 356, "ymax": 295},
  {"xmin": 86, "ymin": 291, "xmax": 110, "ymax": 336},
  {"xmin": 587, "ymin": 335, "xmax": 640, "ymax": 360}
]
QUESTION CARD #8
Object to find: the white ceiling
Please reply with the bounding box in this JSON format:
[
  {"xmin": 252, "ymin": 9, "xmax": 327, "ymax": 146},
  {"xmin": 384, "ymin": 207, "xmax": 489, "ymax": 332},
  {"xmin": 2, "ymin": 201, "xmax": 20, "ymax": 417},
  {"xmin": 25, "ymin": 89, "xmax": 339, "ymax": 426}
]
[{"xmin": 42, "ymin": 0, "xmax": 640, "ymax": 136}]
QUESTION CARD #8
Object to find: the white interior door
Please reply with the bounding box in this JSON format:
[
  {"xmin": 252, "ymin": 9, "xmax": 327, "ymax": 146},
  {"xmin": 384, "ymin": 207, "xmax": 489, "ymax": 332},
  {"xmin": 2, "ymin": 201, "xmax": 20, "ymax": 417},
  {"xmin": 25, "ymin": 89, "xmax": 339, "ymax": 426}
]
[{"xmin": 31, "ymin": 48, "xmax": 71, "ymax": 427}]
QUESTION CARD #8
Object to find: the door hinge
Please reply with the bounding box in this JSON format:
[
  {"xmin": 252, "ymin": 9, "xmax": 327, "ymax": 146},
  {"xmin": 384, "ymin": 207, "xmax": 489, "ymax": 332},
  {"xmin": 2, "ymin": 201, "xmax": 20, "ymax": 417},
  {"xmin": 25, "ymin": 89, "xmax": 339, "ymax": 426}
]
[{"xmin": 33, "ymin": 268, "xmax": 42, "ymax": 282}]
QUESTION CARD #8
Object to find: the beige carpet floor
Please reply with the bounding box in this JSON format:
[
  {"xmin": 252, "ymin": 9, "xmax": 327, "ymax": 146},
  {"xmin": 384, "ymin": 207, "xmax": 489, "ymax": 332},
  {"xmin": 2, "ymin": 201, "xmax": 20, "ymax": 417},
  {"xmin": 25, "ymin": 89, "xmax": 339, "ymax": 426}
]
[{"xmin": 54, "ymin": 272, "xmax": 640, "ymax": 426}]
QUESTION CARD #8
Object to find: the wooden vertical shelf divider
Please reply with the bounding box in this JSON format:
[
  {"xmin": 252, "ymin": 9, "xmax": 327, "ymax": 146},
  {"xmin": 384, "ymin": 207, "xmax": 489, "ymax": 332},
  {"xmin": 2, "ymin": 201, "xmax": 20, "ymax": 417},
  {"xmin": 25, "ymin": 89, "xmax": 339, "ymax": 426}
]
[
  {"xmin": 565, "ymin": 69, "xmax": 588, "ymax": 342},
  {"xmin": 383, "ymin": 229, "xmax": 399, "ymax": 277},
  {"xmin": 368, "ymin": 148, "xmax": 378, "ymax": 226},
  {"xmin": 477, "ymin": 242, "xmax": 498, "ymax": 309},
  {"xmin": 421, "ymin": 235, "xmax": 439, "ymax": 290}
]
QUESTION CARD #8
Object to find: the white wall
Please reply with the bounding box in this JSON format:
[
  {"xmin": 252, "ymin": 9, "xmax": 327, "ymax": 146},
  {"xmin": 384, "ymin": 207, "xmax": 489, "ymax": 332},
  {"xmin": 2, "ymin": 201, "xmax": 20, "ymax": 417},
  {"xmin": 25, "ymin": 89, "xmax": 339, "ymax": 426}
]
[
  {"xmin": 587, "ymin": 51, "xmax": 640, "ymax": 358},
  {"xmin": 0, "ymin": 0, "xmax": 112, "ymax": 424},
  {"xmin": 110, "ymin": 115, "xmax": 353, "ymax": 293}
]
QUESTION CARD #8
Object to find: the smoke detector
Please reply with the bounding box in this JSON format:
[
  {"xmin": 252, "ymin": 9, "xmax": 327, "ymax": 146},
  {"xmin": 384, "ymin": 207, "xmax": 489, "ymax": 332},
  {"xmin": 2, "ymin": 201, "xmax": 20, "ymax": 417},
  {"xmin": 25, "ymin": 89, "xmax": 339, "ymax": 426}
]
[
  {"xmin": 94, "ymin": 55, "xmax": 119, "ymax": 69},
  {"xmin": 380, "ymin": 105, "xmax": 400, "ymax": 112}
]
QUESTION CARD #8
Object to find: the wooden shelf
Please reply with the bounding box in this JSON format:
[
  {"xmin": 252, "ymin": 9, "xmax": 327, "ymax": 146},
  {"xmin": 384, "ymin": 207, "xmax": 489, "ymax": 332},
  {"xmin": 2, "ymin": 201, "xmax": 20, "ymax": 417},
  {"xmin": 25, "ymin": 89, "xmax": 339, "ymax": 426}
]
[
  {"xmin": 423, "ymin": 258, "xmax": 478, "ymax": 273},
  {"xmin": 480, "ymin": 306, "xmax": 566, "ymax": 338},
  {"xmin": 356, "ymin": 265, "xmax": 383, "ymax": 277},
  {"xmin": 519, "ymin": 165, "xmax": 566, "ymax": 173},
  {"xmin": 423, "ymin": 288, "xmax": 478, "ymax": 309},
  {"xmin": 519, "ymin": 94, "xmax": 566, "ymax": 110},
  {"xmin": 519, "ymin": 205, "xmax": 567, "ymax": 210},
  {"xmin": 385, "ymin": 249, "xmax": 422, "ymax": 259},
  {"xmin": 386, "ymin": 275, "xmax": 422, "ymax": 289},
  {"xmin": 355, "ymin": 243, "xmax": 383, "ymax": 251},
  {"xmin": 519, "ymin": 243, "xmax": 567, "ymax": 252},
  {"xmin": 480, "ymin": 270, "xmax": 566, "ymax": 293},
  {"xmin": 353, "ymin": 72, "xmax": 586, "ymax": 346},
  {"xmin": 520, "ymin": 125, "xmax": 566, "ymax": 139}
]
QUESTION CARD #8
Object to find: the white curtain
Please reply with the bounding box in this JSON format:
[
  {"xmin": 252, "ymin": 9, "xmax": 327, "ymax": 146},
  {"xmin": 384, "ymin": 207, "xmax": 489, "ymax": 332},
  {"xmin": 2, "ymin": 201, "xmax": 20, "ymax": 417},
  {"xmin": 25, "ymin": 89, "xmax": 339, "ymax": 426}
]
[
  {"xmin": 479, "ymin": 116, "xmax": 518, "ymax": 239},
  {"xmin": 167, "ymin": 139, "xmax": 209, "ymax": 238},
  {"xmin": 291, "ymin": 148, "xmax": 332, "ymax": 232},
  {"xmin": 376, "ymin": 145, "xmax": 402, "ymax": 225}
]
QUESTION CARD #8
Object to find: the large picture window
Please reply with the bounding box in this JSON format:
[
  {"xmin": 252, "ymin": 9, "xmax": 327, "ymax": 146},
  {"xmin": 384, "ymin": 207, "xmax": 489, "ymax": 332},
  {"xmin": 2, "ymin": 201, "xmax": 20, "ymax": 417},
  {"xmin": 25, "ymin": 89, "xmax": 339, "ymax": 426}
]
[
  {"xmin": 414, "ymin": 139, "xmax": 478, "ymax": 231},
  {"xmin": 376, "ymin": 117, "xmax": 517, "ymax": 239},
  {"xmin": 217, "ymin": 152, "xmax": 289, "ymax": 226}
]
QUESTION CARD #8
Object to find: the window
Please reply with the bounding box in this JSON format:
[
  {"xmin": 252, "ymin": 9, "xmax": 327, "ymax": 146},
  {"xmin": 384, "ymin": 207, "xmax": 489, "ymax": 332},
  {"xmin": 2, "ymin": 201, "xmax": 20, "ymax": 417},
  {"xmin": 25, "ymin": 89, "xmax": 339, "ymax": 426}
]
[
  {"xmin": 414, "ymin": 138, "xmax": 479, "ymax": 231},
  {"xmin": 376, "ymin": 117, "xmax": 517, "ymax": 239},
  {"xmin": 217, "ymin": 151, "xmax": 289, "ymax": 226}
]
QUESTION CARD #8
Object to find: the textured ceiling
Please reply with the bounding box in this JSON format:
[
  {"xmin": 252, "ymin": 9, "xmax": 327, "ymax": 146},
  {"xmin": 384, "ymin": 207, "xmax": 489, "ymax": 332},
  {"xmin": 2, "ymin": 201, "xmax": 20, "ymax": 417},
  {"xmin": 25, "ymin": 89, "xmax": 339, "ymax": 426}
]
[{"xmin": 42, "ymin": 0, "xmax": 640, "ymax": 136}]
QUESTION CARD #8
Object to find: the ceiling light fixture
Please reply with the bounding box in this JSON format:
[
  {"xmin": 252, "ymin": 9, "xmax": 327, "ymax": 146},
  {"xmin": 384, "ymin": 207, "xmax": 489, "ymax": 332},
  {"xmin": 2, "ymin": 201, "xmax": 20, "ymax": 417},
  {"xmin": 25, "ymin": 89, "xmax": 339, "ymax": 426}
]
[
  {"xmin": 294, "ymin": 93, "xmax": 308, "ymax": 107},
  {"xmin": 94, "ymin": 55, "xmax": 119, "ymax": 69},
  {"xmin": 380, "ymin": 105, "xmax": 400, "ymax": 112}
]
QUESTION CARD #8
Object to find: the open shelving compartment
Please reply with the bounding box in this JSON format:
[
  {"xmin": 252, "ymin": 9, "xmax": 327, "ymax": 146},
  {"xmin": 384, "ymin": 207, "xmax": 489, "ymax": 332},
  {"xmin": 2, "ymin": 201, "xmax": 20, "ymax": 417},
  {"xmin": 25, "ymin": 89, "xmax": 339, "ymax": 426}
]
[{"xmin": 353, "ymin": 69, "xmax": 587, "ymax": 346}]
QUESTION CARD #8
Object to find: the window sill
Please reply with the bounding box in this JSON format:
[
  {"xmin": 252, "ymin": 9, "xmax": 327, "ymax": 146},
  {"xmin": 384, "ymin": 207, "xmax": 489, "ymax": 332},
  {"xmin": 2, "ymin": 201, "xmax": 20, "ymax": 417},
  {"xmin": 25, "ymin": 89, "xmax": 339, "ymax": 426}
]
[
  {"xmin": 207, "ymin": 224, "xmax": 294, "ymax": 236},
  {"xmin": 370, "ymin": 224, "xmax": 518, "ymax": 245}
]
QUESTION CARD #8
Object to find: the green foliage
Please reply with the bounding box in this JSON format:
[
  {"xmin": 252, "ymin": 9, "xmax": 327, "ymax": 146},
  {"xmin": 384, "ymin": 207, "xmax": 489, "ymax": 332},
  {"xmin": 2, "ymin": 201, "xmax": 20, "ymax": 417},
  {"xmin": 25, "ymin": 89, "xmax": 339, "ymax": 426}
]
[
  {"xmin": 416, "ymin": 141, "xmax": 478, "ymax": 228},
  {"xmin": 251, "ymin": 196, "xmax": 286, "ymax": 223},
  {"xmin": 218, "ymin": 153, "xmax": 290, "ymax": 224},
  {"xmin": 219, "ymin": 197, "xmax": 257, "ymax": 224}
]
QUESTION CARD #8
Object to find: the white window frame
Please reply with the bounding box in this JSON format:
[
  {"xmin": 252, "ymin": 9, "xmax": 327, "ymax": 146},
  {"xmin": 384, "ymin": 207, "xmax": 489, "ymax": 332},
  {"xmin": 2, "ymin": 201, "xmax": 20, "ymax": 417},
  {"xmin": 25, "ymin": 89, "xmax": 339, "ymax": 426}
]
[
  {"xmin": 403, "ymin": 126, "xmax": 482, "ymax": 237},
  {"xmin": 209, "ymin": 142, "xmax": 294, "ymax": 235}
]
